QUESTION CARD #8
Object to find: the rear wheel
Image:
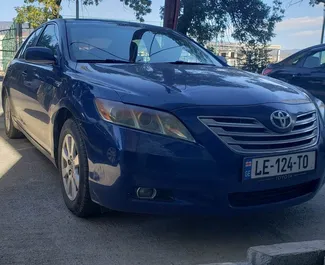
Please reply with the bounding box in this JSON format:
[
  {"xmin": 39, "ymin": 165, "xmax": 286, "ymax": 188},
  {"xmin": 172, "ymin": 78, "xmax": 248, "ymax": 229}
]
[
  {"xmin": 3, "ymin": 94, "xmax": 23, "ymax": 139},
  {"xmin": 58, "ymin": 119, "xmax": 100, "ymax": 217}
]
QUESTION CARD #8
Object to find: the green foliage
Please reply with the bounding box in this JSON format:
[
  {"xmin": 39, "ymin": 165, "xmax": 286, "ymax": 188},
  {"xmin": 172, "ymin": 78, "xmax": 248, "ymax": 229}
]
[
  {"xmin": 15, "ymin": 0, "xmax": 151, "ymax": 28},
  {"xmin": 288, "ymin": 0, "xmax": 324, "ymax": 6},
  {"xmin": 232, "ymin": 0, "xmax": 284, "ymax": 73},
  {"xmin": 310, "ymin": 0, "xmax": 325, "ymax": 5},
  {"xmin": 172, "ymin": 0, "xmax": 284, "ymax": 45},
  {"xmin": 176, "ymin": 0, "xmax": 226, "ymax": 43},
  {"xmin": 159, "ymin": 0, "xmax": 284, "ymax": 72},
  {"xmin": 120, "ymin": 0, "xmax": 152, "ymax": 22},
  {"xmin": 82, "ymin": 0, "xmax": 102, "ymax": 4},
  {"xmin": 241, "ymin": 45, "xmax": 271, "ymax": 73},
  {"xmin": 206, "ymin": 45, "xmax": 216, "ymax": 54},
  {"xmin": 15, "ymin": 0, "xmax": 62, "ymax": 28}
]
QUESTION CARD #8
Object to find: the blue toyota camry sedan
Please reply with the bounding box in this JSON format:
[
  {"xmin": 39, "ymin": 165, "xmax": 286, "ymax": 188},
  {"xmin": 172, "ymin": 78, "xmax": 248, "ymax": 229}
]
[{"xmin": 2, "ymin": 19, "xmax": 325, "ymax": 217}]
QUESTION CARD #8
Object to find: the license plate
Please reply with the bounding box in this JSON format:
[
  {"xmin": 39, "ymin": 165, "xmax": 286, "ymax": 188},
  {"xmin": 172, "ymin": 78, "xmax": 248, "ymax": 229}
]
[{"xmin": 244, "ymin": 151, "xmax": 316, "ymax": 180}]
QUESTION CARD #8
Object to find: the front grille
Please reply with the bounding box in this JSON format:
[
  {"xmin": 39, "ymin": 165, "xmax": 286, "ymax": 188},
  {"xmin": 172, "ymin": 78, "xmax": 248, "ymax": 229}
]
[
  {"xmin": 229, "ymin": 179, "xmax": 319, "ymax": 207},
  {"xmin": 199, "ymin": 111, "xmax": 318, "ymax": 153}
]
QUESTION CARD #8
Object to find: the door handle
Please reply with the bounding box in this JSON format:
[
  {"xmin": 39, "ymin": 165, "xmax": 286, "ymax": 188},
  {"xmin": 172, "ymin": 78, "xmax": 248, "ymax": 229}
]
[
  {"xmin": 21, "ymin": 71, "xmax": 27, "ymax": 77},
  {"xmin": 292, "ymin": 73, "xmax": 301, "ymax": 78}
]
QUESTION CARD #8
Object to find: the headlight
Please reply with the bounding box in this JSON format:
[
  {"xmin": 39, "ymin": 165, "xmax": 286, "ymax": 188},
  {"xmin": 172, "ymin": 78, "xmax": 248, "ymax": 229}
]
[
  {"xmin": 315, "ymin": 98, "xmax": 325, "ymax": 121},
  {"xmin": 95, "ymin": 98, "xmax": 195, "ymax": 143}
]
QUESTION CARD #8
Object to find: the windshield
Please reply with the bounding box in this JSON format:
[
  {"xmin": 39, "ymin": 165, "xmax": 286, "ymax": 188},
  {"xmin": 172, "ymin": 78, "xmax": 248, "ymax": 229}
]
[{"xmin": 66, "ymin": 21, "xmax": 221, "ymax": 65}]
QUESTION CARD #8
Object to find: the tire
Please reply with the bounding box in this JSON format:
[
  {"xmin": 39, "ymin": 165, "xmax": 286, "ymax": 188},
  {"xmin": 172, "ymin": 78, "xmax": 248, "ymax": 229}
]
[
  {"xmin": 3, "ymin": 93, "xmax": 24, "ymax": 139},
  {"xmin": 58, "ymin": 118, "xmax": 100, "ymax": 217}
]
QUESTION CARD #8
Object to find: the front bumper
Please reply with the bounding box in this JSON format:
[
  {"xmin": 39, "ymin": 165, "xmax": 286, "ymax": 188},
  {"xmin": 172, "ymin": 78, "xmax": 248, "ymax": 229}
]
[{"xmin": 81, "ymin": 117, "xmax": 325, "ymax": 216}]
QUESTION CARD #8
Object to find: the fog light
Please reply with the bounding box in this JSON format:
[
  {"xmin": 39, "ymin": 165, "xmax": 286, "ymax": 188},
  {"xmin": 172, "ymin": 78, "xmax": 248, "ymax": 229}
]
[{"xmin": 136, "ymin": 187, "xmax": 157, "ymax": 199}]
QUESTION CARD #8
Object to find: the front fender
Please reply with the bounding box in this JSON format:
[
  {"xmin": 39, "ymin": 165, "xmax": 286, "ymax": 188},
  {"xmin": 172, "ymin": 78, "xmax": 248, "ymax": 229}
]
[{"xmin": 49, "ymin": 76, "xmax": 120, "ymax": 159}]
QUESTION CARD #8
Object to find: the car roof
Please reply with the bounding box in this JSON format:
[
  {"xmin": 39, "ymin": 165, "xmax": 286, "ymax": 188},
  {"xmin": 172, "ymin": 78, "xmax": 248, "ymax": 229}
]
[
  {"xmin": 300, "ymin": 43, "xmax": 325, "ymax": 52},
  {"xmin": 290, "ymin": 43, "xmax": 325, "ymax": 56},
  {"xmin": 50, "ymin": 18, "xmax": 167, "ymax": 31},
  {"xmin": 280, "ymin": 43, "xmax": 325, "ymax": 63}
]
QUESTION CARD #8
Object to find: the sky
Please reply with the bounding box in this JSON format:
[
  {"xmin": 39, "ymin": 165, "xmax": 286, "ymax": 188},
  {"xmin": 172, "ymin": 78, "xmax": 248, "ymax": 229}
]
[{"xmin": 0, "ymin": 0, "xmax": 324, "ymax": 50}]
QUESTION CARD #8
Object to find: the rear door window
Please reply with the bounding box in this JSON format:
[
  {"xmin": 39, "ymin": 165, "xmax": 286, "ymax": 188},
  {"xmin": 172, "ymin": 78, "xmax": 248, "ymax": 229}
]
[
  {"xmin": 302, "ymin": 50, "xmax": 325, "ymax": 68},
  {"xmin": 281, "ymin": 51, "xmax": 308, "ymax": 66}
]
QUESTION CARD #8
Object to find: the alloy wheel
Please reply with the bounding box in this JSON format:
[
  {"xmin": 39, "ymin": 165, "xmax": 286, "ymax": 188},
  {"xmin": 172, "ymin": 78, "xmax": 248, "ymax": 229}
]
[{"xmin": 61, "ymin": 134, "xmax": 80, "ymax": 201}]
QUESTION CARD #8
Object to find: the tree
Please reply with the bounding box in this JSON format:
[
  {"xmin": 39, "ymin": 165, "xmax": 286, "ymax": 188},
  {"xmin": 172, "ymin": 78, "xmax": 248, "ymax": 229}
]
[
  {"xmin": 206, "ymin": 45, "xmax": 217, "ymax": 55},
  {"xmin": 311, "ymin": 0, "xmax": 325, "ymax": 4},
  {"xmin": 231, "ymin": 0, "xmax": 284, "ymax": 73},
  {"xmin": 240, "ymin": 44, "xmax": 272, "ymax": 73},
  {"xmin": 121, "ymin": 0, "xmax": 152, "ymax": 22},
  {"xmin": 289, "ymin": 0, "xmax": 325, "ymax": 5},
  {"xmin": 15, "ymin": 0, "xmax": 61, "ymax": 28},
  {"xmin": 159, "ymin": 0, "xmax": 284, "ymax": 45},
  {"xmin": 15, "ymin": 0, "xmax": 152, "ymax": 28},
  {"xmin": 15, "ymin": 0, "xmax": 102, "ymax": 28},
  {"xmin": 161, "ymin": 0, "xmax": 284, "ymax": 72}
]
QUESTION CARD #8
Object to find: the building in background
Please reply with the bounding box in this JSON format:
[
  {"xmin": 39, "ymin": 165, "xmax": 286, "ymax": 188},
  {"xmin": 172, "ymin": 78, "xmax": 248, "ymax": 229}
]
[{"xmin": 207, "ymin": 42, "xmax": 282, "ymax": 67}]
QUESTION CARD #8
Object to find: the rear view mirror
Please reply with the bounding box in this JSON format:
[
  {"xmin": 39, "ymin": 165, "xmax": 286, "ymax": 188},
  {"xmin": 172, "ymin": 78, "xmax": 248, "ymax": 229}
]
[
  {"xmin": 217, "ymin": 55, "xmax": 227, "ymax": 64},
  {"xmin": 25, "ymin": 47, "xmax": 56, "ymax": 64}
]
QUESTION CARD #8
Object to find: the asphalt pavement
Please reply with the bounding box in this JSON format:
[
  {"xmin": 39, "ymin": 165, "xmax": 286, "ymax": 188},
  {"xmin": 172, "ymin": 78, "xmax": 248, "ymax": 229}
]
[{"xmin": 1, "ymin": 81, "xmax": 325, "ymax": 264}]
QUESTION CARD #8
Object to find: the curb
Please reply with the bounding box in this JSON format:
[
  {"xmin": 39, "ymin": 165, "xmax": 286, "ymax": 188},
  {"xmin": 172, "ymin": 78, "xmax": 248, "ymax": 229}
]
[
  {"xmin": 199, "ymin": 240, "xmax": 325, "ymax": 265},
  {"xmin": 248, "ymin": 240, "xmax": 325, "ymax": 265}
]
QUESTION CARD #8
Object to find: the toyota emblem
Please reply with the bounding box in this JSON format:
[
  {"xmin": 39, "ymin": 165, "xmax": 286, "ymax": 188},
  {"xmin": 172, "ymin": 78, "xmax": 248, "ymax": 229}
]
[{"xmin": 270, "ymin": 110, "xmax": 293, "ymax": 130}]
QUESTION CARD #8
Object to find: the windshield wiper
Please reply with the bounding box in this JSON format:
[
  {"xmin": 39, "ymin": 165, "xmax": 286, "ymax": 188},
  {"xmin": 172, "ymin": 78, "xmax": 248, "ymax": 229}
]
[
  {"xmin": 166, "ymin": 61, "xmax": 213, "ymax": 65},
  {"xmin": 76, "ymin": 59, "xmax": 131, "ymax": 63}
]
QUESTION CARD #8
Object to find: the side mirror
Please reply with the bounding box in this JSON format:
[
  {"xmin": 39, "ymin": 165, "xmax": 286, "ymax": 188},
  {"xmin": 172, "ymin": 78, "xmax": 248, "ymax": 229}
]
[
  {"xmin": 25, "ymin": 47, "xmax": 56, "ymax": 64},
  {"xmin": 217, "ymin": 55, "xmax": 227, "ymax": 64}
]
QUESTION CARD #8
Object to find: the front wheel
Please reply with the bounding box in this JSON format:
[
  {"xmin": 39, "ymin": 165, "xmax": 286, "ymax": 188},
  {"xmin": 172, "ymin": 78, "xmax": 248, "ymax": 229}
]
[
  {"xmin": 58, "ymin": 119, "xmax": 100, "ymax": 217},
  {"xmin": 3, "ymin": 94, "xmax": 23, "ymax": 139}
]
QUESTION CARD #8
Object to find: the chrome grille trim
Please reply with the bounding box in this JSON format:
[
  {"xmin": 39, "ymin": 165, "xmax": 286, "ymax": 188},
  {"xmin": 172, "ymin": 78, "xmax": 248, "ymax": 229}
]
[
  {"xmin": 201, "ymin": 119, "xmax": 264, "ymax": 128},
  {"xmin": 295, "ymin": 112, "xmax": 316, "ymax": 126},
  {"xmin": 214, "ymin": 125, "xmax": 317, "ymax": 137},
  {"xmin": 223, "ymin": 132, "xmax": 317, "ymax": 145},
  {"xmin": 199, "ymin": 111, "xmax": 319, "ymax": 154}
]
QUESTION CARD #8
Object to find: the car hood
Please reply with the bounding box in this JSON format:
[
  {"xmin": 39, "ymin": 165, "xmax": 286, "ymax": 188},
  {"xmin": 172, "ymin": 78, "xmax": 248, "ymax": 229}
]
[{"xmin": 76, "ymin": 63, "xmax": 311, "ymax": 110}]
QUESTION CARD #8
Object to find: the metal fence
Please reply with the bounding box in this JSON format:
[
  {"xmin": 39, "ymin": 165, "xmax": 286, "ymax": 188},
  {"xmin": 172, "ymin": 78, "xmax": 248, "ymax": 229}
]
[{"xmin": 0, "ymin": 23, "xmax": 32, "ymax": 72}]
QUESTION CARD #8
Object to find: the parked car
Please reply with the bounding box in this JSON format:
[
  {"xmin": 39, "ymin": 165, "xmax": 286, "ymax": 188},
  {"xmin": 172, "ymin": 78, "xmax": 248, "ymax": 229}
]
[
  {"xmin": 262, "ymin": 44, "xmax": 325, "ymax": 102},
  {"xmin": 2, "ymin": 19, "xmax": 325, "ymax": 217}
]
